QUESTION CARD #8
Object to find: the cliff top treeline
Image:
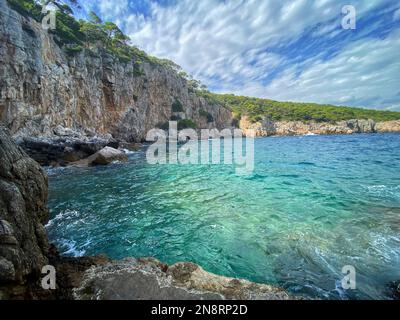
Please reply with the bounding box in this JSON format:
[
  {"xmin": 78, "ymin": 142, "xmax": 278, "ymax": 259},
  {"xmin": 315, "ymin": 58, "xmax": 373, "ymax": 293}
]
[
  {"xmin": 7, "ymin": 0, "xmax": 400, "ymax": 124},
  {"xmin": 198, "ymin": 92, "xmax": 400, "ymax": 123},
  {"xmin": 6, "ymin": 0, "xmax": 179, "ymax": 67}
]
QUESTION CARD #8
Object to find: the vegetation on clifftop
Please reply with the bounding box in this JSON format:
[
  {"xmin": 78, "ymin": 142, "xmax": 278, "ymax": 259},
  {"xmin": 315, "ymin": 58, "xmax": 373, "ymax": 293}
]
[
  {"xmin": 6, "ymin": 0, "xmax": 179, "ymax": 68},
  {"xmin": 196, "ymin": 91, "xmax": 400, "ymax": 123}
]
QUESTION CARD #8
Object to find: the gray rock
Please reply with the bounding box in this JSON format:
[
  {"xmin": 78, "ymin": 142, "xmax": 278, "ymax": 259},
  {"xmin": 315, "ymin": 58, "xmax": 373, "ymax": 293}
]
[
  {"xmin": 16, "ymin": 135, "xmax": 120, "ymax": 166},
  {"xmin": 72, "ymin": 146, "xmax": 128, "ymax": 167},
  {"xmin": 90, "ymin": 147, "xmax": 129, "ymax": 165},
  {"xmin": 73, "ymin": 258, "xmax": 293, "ymax": 300},
  {"xmin": 240, "ymin": 117, "xmax": 383, "ymax": 137},
  {"xmin": 0, "ymin": 257, "xmax": 15, "ymax": 283},
  {"xmin": 0, "ymin": 126, "xmax": 50, "ymax": 293}
]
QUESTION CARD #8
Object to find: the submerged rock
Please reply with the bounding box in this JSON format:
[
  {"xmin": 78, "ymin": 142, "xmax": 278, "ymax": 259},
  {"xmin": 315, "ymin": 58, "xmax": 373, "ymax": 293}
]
[{"xmin": 73, "ymin": 258, "xmax": 293, "ymax": 300}]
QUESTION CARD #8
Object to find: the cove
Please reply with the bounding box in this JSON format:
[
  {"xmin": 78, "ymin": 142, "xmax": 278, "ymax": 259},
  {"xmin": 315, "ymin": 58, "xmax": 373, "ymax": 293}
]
[{"xmin": 46, "ymin": 133, "xmax": 400, "ymax": 300}]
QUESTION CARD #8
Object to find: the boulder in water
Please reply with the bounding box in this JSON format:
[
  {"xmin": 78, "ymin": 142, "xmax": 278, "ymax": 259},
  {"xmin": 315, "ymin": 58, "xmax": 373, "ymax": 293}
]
[
  {"xmin": 90, "ymin": 147, "xmax": 129, "ymax": 165},
  {"xmin": 72, "ymin": 146, "xmax": 128, "ymax": 167}
]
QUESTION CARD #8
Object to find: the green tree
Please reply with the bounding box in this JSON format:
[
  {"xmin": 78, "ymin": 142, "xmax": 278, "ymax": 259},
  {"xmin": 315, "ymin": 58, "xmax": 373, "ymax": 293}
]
[{"xmin": 88, "ymin": 10, "xmax": 102, "ymax": 24}]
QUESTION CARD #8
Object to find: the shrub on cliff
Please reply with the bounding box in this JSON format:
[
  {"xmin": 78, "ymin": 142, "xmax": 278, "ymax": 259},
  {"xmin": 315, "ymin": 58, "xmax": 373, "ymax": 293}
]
[
  {"xmin": 172, "ymin": 100, "xmax": 184, "ymax": 113},
  {"xmin": 6, "ymin": 1, "xmax": 175, "ymax": 68},
  {"xmin": 6, "ymin": 0, "xmax": 42, "ymax": 20},
  {"xmin": 199, "ymin": 109, "xmax": 214, "ymax": 123},
  {"xmin": 170, "ymin": 115, "xmax": 182, "ymax": 121},
  {"xmin": 178, "ymin": 119, "xmax": 197, "ymax": 130}
]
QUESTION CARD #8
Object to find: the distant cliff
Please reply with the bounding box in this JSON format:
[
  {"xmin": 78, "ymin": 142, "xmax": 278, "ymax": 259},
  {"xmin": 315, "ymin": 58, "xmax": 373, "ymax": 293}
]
[
  {"xmin": 0, "ymin": 0, "xmax": 232, "ymax": 143},
  {"xmin": 239, "ymin": 117, "xmax": 400, "ymax": 137}
]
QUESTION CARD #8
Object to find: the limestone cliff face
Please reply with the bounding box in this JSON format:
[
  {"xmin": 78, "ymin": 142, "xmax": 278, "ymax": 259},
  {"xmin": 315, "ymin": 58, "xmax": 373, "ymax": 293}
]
[
  {"xmin": 375, "ymin": 120, "xmax": 400, "ymax": 133},
  {"xmin": 0, "ymin": 1, "xmax": 232, "ymax": 142},
  {"xmin": 240, "ymin": 117, "xmax": 400, "ymax": 137}
]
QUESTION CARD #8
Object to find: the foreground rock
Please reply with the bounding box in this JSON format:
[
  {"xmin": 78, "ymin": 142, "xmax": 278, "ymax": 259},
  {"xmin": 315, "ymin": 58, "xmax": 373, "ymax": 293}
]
[
  {"xmin": 72, "ymin": 146, "xmax": 128, "ymax": 167},
  {"xmin": 74, "ymin": 258, "xmax": 292, "ymax": 300},
  {"xmin": 0, "ymin": 126, "xmax": 50, "ymax": 299}
]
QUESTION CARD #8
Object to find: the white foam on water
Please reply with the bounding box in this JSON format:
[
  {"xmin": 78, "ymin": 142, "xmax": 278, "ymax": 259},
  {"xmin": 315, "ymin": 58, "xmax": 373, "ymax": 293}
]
[
  {"xmin": 45, "ymin": 210, "xmax": 81, "ymax": 228},
  {"xmin": 121, "ymin": 148, "xmax": 136, "ymax": 155},
  {"xmin": 44, "ymin": 166, "xmax": 69, "ymax": 176},
  {"xmin": 59, "ymin": 238, "xmax": 86, "ymax": 257},
  {"xmin": 365, "ymin": 185, "xmax": 400, "ymax": 198}
]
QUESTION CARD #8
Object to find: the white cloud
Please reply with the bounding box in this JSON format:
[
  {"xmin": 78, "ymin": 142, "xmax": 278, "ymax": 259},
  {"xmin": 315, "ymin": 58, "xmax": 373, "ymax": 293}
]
[
  {"xmin": 229, "ymin": 30, "xmax": 400, "ymax": 110},
  {"xmin": 87, "ymin": 0, "xmax": 400, "ymax": 110},
  {"xmin": 394, "ymin": 8, "xmax": 400, "ymax": 21}
]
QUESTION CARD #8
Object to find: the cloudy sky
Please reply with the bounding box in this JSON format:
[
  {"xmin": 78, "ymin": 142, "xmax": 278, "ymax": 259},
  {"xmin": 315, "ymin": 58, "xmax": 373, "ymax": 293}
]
[{"xmin": 79, "ymin": 0, "xmax": 400, "ymax": 111}]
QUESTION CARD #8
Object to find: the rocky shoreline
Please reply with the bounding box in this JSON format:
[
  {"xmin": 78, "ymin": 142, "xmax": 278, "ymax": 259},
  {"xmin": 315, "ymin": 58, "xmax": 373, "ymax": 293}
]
[
  {"xmin": 14, "ymin": 119, "xmax": 400, "ymax": 170},
  {"xmin": 1, "ymin": 1, "xmax": 400, "ymax": 300},
  {"xmin": 239, "ymin": 117, "xmax": 400, "ymax": 137},
  {"xmin": 12, "ymin": 119, "xmax": 400, "ymax": 170},
  {"xmin": 13, "ymin": 125, "xmax": 139, "ymax": 167}
]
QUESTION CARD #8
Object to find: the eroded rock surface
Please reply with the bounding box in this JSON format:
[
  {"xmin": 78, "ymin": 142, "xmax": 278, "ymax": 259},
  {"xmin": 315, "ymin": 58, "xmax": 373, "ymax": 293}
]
[
  {"xmin": 73, "ymin": 258, "xmax": 293, "ymax": 300},
  {"xmin": 0, "ymin": 126, "xmax": 50, "ymax": 298}
]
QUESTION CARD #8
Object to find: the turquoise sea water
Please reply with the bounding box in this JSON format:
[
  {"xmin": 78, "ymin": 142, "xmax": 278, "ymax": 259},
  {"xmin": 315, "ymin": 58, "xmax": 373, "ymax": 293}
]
[{"xmin": 47, "ymin": 133, "xmax": 400, "ymax": 299}]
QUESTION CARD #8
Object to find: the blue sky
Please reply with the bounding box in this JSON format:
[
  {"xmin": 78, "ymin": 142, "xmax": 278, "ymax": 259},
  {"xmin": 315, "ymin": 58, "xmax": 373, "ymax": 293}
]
[{"xmin": 78, "ymin": 0, "xmax": 400, "ymax": 111}]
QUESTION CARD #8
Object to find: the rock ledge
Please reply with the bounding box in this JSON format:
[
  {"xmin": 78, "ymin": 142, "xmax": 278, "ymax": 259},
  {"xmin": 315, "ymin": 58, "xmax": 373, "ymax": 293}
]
[{"xmin": 73, "ymin": 258, "xmax": 293, "ymax": 300}]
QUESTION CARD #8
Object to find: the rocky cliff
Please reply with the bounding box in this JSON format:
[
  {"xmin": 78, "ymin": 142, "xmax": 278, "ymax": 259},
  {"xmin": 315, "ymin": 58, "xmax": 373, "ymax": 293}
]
[
  {"xmin": 0, "ymin": 0, "xmax": 232, "ymax": 144},
  {"xmin": 239, "ymin": 117, "xmax": 400, "ymax": 137}
]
